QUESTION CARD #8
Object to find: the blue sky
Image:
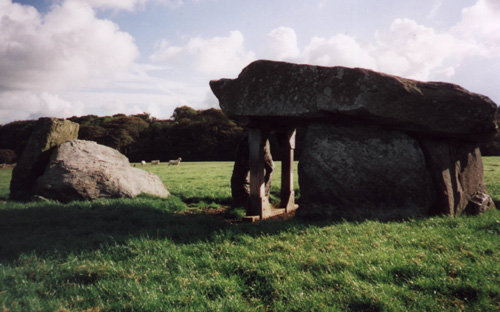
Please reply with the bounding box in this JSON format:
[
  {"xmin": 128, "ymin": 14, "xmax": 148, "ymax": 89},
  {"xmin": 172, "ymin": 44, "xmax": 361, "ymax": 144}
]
[{"xmin": 1, "ymin": 0, "xmax": 499, "ymax": 124}]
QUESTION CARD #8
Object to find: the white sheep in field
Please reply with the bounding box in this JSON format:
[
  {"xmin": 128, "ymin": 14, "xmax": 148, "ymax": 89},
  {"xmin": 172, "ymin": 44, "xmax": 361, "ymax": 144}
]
[
  {"xmin": 141, "ymin": 160, "xmax": 146, "ymax": 166},
  {"xmin": 168, "ymin": 157, "xmax": 182, "ymax": 166},
  {"xmin": 151, "ymin": 160, "xmax": 160, "ymax": 165}
]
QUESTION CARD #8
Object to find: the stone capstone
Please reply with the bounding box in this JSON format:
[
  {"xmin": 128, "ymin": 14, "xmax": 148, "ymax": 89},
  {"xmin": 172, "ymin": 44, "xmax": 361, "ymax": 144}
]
[
  {"xmin": 34, "ymin": 140, "xmax": 169, "ymax": 202},
  {"xmin": 10, "ymin": 118, "xmax": 79, "ymax": 200},
  {"xmin": 210, "ymin": 60, "xmax": 497, "ymax": 219},
  {"xmin": 210, "ymin": 60, "xmax": 497, "ymax": 141}
]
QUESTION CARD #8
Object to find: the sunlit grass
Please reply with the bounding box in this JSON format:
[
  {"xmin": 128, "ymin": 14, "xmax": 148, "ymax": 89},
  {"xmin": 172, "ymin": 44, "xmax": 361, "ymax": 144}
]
[
  {"xmin": 0, "ymin": 159, "xmax": 499, "ymax": 311},
  {"xmin": 0, "ymin": 166, "xmax": 12, "ymax": 200},
  {"xmin": 139, "ymin": 161, "xmax": 300, "ymax": 206},
  {"xmin": 483, "ymin": 156, "xmax": 500, "ymax": 202}
]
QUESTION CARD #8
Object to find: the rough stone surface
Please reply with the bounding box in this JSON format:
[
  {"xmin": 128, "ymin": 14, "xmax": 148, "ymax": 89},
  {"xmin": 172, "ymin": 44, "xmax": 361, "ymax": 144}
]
[
  {"xmin": 34, "ymin": 140, "xmax": 169, "ymax": 202},
  {"xmin": 211, "ymin": 60, "xmax": 497, "ymax": 219},
  {"xmin": 231, "ymin": 136, "xmax": 274, "ymax": 208},
  {"xmin": 210, "ymin": 60, "xmax": 497, "ymax": 142},
  {"xmin": 10, "ymin": 118, "xmax": 79, "ymax": 200},
  {"xmin": 298, "ymin": 122, "xmax": 435, "ymax": 220},
  {"xmin": 420, "ymin": 139, "xmax": 495, "ymax": 216}
]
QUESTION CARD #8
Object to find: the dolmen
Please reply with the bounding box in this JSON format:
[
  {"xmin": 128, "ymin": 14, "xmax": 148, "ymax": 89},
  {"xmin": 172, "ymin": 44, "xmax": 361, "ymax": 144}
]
[{"xmin": 210, "ymin": 60, "xmax": 498, "ymax": 220}]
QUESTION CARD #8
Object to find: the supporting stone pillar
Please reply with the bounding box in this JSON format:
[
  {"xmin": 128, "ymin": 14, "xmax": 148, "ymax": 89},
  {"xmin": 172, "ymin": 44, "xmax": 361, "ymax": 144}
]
[
  {"xmin": 277, "ymin": 128, "xmax": 296, "ymax": 213},
  {"xmin": 247, "ymin": 126, "xmax": 271, "ymax": 219}
]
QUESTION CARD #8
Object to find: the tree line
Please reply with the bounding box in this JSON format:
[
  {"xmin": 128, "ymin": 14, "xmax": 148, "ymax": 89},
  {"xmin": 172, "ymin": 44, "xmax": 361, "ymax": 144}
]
[
  {"xmin": 0, "ymin": 106, "xmax": 246, "ymax": 164},
  {"xmin": 1, "ymin": 105, "xmax": 499, "ymax": 164}
]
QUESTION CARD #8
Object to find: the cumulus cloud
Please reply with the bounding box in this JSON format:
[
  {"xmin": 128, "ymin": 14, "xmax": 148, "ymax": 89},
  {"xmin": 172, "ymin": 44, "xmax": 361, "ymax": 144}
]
[
  {"xmin": 0, "ymin": 91, "xmax": 84, "ymax": 123},
  {"xmin": 262, "ymin": 20, "xmax": 466, "ymax": 81},
  {"xmin": 303, "ymin": 34, "xmax": 378, "ymax": 70},
  {"xmin": 186, "ymin": 31, "xmax": 256, "ymax": 76},
  {"xmin": 263, "ymin": 0, "xmax": 500, "ymax": 84},
  {"xmin": 0, "ymin": 0, "xmax": 143, "ymax": 123},
  {"xmin": 373, "ymin": 18, "xmax": 464, "ymax": 80},
  {"xmin": 0, "ymin": 0, "xmax": 139, "ymax": 91},
  {"xmin": 149, "ymin": 39, "xmax": 184, "ymax": 63},
  {"xmin": 151, "ymin": 30, "xmax": 256, "ymax": 77},
  {"xmin": 452, "ymin": 0, "xmax": 500, "ymax": 56},
  {"xmin": 266, "ymin": 27, "xmax": 300, "ymax": 61}
]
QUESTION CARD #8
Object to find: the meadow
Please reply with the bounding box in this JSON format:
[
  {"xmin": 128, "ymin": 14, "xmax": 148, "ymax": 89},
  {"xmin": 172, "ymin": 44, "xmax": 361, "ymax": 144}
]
[{"xmin": 0, "ymin": 159, "xmax": 499, "ymax": 311}]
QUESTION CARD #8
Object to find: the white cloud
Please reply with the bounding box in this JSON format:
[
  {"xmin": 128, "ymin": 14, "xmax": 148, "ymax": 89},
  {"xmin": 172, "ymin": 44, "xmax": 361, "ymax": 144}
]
[
  {"xmin": 0, "ymin": 0, "xmax": 142, "ymax": 124},
  {"xmin": 187, "ymin": 30, "xmax": 256, "ymax": 76},
  {"xmin": 0, "ymin": 0, "xmax": 139, "ymax": 91},
  {"xmin": 374, "ymin": 18, "xmax": 462, "ymax": 80},
  {"xmin": 263, "ymin": 19, "xmax": 462, "ymax": 81},
  {"xmin": 303, "ymin": 34, "xmax": 378, "ymax": 70},
  {"xmin": 266, "ymin": 27, "xmax": 300, "ymax": 61},
  {"xmin": 149, "ymin": 39, "xmax": 184, "ymax": 63},
  {"xmin": 262, "ymin": 0, "xmax": 500, "ymax": 85},
  {"xmin": 151, "ymin": 30, "xmax": 256, "ymax": 77},
  {"xmin": 0, "ymin": 91, "xmax": 84, "ymax": 123},
  {"xmin": 263, "ymin": 27, "xmax": 378, "ymax": 70},
  {"xmin": 452, "ymin": 0, "xmax": 500, "ymax": 56}
]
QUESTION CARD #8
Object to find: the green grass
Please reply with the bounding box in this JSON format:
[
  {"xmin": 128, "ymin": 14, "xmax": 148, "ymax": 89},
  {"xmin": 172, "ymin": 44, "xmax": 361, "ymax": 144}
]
[
  {"xmin": 139, "ymin": 161, "xmax": 300, "ymax": 207},
  {"xmin": 0, "ymin": 166, "xmax": 13, "ymax": 200},
  {"xmin": 483, "ymin": 157, "xmax": 500, "ymax": 203},
  {"xmin": 0, "ymin": 160, "xmax": 499, "ymax": 311}
]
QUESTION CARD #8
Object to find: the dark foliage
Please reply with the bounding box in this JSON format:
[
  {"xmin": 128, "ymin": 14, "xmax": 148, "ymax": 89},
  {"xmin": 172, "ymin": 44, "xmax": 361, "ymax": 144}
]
[
  {"xmin": 0, "ymin": 149, "xmax": 16, "ymax": 164},
  {"xmin": 0, "ymin": 120, "xmax": 37, "ymax": 157},
  {"xmin": 1, "ymin": 107, "xmax": 246, "ymax": 162}
]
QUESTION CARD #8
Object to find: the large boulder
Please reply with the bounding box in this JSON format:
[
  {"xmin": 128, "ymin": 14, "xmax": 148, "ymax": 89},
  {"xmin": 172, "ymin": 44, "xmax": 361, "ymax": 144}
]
[
  {"xmin": 10, "ymin": 118, "xmax": 79, "ymax": 200},
  {"xmin": 298, "ymin": 122, "xmax": 435, "ymax": 220},
  {"xmin": 210, "ymin": 60, "xmax": 497, "ymax": 141},
  {"xmin": 34, "ymin": 140, "xmax": 169, "ymax": 202}
]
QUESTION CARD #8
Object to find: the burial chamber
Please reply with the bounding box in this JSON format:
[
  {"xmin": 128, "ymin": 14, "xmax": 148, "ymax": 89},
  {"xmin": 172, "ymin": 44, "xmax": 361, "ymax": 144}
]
[{"xmin": 210, "ymin": 60, "xmax": 497, "ymax": 220}]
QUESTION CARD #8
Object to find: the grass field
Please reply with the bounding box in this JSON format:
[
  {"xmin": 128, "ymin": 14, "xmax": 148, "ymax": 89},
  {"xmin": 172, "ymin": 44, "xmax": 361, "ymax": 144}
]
[{"xmin": 0, "ymin": 159, "xmax": 499, "ymax": 311}]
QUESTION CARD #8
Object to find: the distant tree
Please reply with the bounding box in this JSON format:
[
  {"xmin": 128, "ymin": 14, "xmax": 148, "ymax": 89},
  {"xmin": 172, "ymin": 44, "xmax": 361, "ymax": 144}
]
[
  {"xmin": 132, "ymin": 113, "xmax": 153, "ymax": 123},
  {"xmin": 172, "ymin": 106, "xmax": 198, "ymax": 122},
  {"xmin": 128, "ymin": 119, "xmax": 171, "ymax": 161},
  {"xmin": 78, "ymin": 125, "xmax": 107, "ymax": 142},
  {"xmin": 0, "ymin": 120, "xmax": 36, "ymax": 157},
  {"xmin": 164, "ymin": 106, "xmax": 245, "ymax": 161},
  {"xmin": 0, "ymin": 106, "xmax": 251, "ymax": 162},
  {"xmin": 68, "ymin": 115, "xmax": 102, "ymax": 127},
  {"xmin": 0, "ymin": 149, "xmax": 16, "ymax": 164},
  {"xmin": 101, "ymin": 116, "xmax": 150, "ymax": 154}
]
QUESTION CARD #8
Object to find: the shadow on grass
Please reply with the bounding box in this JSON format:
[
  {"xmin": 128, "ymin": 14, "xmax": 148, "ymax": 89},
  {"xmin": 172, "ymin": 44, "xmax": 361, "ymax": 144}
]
[{"xmin": 0, "ymin": 198, "xmax": 317, "ymax": 262}]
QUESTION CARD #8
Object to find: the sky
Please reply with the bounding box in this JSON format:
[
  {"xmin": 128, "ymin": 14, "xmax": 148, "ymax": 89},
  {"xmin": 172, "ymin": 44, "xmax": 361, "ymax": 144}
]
[{"xmin": 0, "ymin": 0, "xmax": 499, "ymax": 124}]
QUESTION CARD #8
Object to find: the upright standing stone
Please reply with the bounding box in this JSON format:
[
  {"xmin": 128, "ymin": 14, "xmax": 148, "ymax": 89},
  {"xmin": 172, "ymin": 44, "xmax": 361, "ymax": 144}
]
[
  {"xmin": 298, "ymin": 122, "xmax": 435, "ymax": 220},
  {"xmin": 420, "ymin": 139, "xmax": 495, "ymax": 216},
  {"xmin": 10, "ymin": 118, "xmax": 79, "ymax": 200},
  {"xmin": 231, "ymin": 136, "xmax": 274, "ymax": 208}
]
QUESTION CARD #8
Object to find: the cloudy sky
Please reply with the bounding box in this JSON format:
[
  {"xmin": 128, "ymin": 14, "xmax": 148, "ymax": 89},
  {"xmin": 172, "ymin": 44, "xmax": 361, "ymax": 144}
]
[{"xmin": 0, "ymin": 0, "xmax": 499, "ymax": 124}]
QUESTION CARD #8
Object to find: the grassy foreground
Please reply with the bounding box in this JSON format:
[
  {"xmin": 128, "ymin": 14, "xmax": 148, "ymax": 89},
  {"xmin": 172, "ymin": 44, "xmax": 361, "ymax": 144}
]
[{"xmin": 0, "ymin": 160, "xmax": 499, "ymax": 311}]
